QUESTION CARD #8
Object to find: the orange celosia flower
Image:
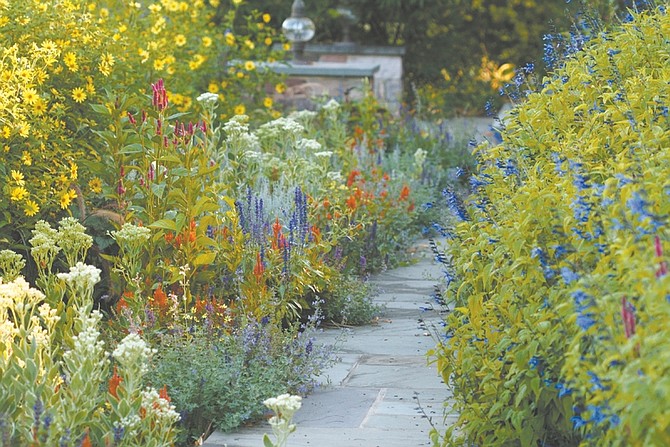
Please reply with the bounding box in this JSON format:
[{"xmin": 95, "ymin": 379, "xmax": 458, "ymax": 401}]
[
  {"xmin": 311, "ymin": 226, "xmax": 321, "ymax": 243},
  {"xmin": 326, "ymin": 213, "xmax": 332, "ymax": 220},
  {"xmin": 194, "ymin": 298, "xmax": 208, "ymax": 315},
  {"xmin": 153, "ymin": 284, "xmax": 167, "ymax": 310},
  {"xmin": 159, "ymin": 384, "xmax": 171, "ymax": 402},
  {"xmin": 165, "ymin": 232, "xmax": 174, "ymax": 243},
  {"xmin": 400, "ymin": 184, "xmax": 410, "ymax": 201},
  {"xmin": 346, "ymin": 170, "xmax": 360, "ymax": 187},
  {"xmin": 322, "ymin": 198, "xmax": 330, "ymax": 209},
  {"xmin": 408, "ymin": 202, "xmax": 415, "ymax": 212},
  {"xmin": 272, "ymin": 218, "xmax": 283, "ymax": 250},
  {"xmin": 253, "ymin": 252, "xmax": 265, "ymax": 281},
  {"xmin": 115, "ymin": 296, "xmax": 128, "ymax": 314},
  {"xmin": 346, "ymin": 195, "xmax": 357, "ymax": 210},
  {"xmin": 109, "ymin": 366, "xmax": 123, "ymax": 399},
  {"xmin": 80, "ymin": 433, "xmax": 92, "ymax": 447}
]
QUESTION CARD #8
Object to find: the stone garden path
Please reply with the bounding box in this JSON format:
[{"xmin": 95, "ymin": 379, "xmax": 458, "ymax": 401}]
[{"xmin": 203, "ymin": 239, "xmax": 456, "ymax": 447}]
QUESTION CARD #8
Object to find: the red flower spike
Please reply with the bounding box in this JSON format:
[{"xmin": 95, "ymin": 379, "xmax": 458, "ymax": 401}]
[
  {"xmin": 621, "ymin": 297, "xmax": 636, "ymax": 339},
  {"xmin": 346, "ymin": 170, "xmax": 360, "ymax": 187},
  {"xmin": 153, "ymin": 284, "xmax": 168, "ymax": 309},
  {"xmin": 399, "ymin": 184, "xmax": 410, "ymax": 201},
  {"xmin": 655, "ymin": 236, "xmax": 668, "ymax": 277},
  {"xmin": 151, "ymin": 79, "xmax": 168, "ymax": 111},
  {"xmin": 346, "ymin": 195, "xmax": 357, "ymax": 210},
  {"xmin": 312, "ymin": 226, "xmax": 321, "ymax": 242},
  {"xmin": 108, "ymin": 366, "xmax": 123, "ymax": 399},
  {"xmin": 80, "ymin": 432, "xmax": 92, "ymax": 447},
  {"xmin": 159, "ymin": 385, "xmax": 171, "ymax": 402},
  {"xmin": 253, "ymin": 252, "xmax": 265, "ymax": 281}
]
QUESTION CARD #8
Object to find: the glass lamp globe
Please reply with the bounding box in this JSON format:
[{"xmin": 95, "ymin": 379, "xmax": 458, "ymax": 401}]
[
  {"xmin": 282, "ymin": 0, "xmax": 315, "ymax": 43},
  {"xmin": 282, "ymin": 16, "xmax": 315, "ymax": 43}
]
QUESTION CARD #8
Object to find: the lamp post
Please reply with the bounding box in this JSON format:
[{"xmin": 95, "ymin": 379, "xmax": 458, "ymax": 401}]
[
  {"xmin": 335, "ymin": 0, "xmax": 356, "ymax": 48},
  {"xmin": 282, "ymin": 0, "xmax": 315, "ymax": 62}
]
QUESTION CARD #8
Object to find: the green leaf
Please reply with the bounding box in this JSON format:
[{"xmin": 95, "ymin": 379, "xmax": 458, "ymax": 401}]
[
  {"xmin": 263, "ymin": 434, "xmax": 275, "ymax": 447},
  {"xmin": 118, "ymin": 143, "xmax": 145, "ymax": 154},
  {"xmin": 89, "ymin": 103, "xmax": 109, "ymax": 115},
  {"xmin": 148, "ymin": 219, "xmax": 177, "ymax": 231},
  {"xmin": 193, "ymin": 252, "xmax": 216, "ymax": 266}
]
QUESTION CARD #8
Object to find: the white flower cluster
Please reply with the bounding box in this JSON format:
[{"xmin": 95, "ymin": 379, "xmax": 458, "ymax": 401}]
[
  {"xmin": 243, "ymin": 150, "xmax": 262, "ymax": 159},
  {"xmin": 322, "ymin": 99, "xmax": 340, "ymax": 112},
  {"xmin": 29, "ymin": 220, "xmax": 61, "ymax": 269},
  {"xmin": 231, "ymin": 132, "xmax": 260, "ymax": 150},
  {"xmin": 313, "ymin": 151, "xmax": 333, "ymax": 158},
  {"xmin": 263, "ymin": 393, "xmax": 302, "ymax": 422},
  {"xmin": 288, "ymin": 109, "xmax": 317, "ymax": 124},
  {"xmin": 196, "ymin": 92, "xmax": 219, "ymax": 105},
  {"xmin": 112, "ymin": 333, "xmax": 156, "ymax": 374},
  {"xmin": 114, "ymin": 415, "xmax": 142, "ymax": 438},
  {"xmin": 299, "ymin": 138, "xmax": 322, "ymax": 152},
  {"xmin": 38, "ymin": 302, "xmax": 60, "ymax": 328},
  {"xmin": 326, "ymin": 171, "xmax": 343, "ymax": 182},
  {"xmin": 0, "ymin": 319, "xmax": 17, "ymax": 350},
  {"xmin": 111, "ymin": 223, "xmax": 152, "ymax": 246},
  {"xmin": 223, "ymin": 115, "xmax": 260, "ymax": 150},
  {"xmin": 414, "ymin": 148, "xmax": 427, "ymax": 168},
  {"xmin": 57, "ymin": 217, "xmax": 93, "ymax": 256},
  {"xmin": 223, "ymin": 114, "xmax": 251, "ymax": 136},
  {"xmin": 28, "ymin": 315, "xmax": 49, "ymax": 346},
  {"xmin": 258, "ymin": 117, "xmax": 304, "ymax": 140},
  {"xmin": 0, "ymin": 249, "xmax": 26, "ymax": 281},
  {"xmin": 0, "ymin": 277, "xmax": 45, "ymax": 313},
  {"xmin": 57, "ymin": 262, "xmax": 101, "ymax": 290},
  {"xmin": 65, "ymin": 311, "xmax": 105, "ymax": 363},
  {"xmin": 141, "ymin": 388, "xmax": 181, "ymax": 424}
]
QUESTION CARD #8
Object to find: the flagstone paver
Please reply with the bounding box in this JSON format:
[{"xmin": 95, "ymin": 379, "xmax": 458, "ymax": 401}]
[{"xmin": 203, "ymin": 239, "xmax": 455, "ymax": 447}]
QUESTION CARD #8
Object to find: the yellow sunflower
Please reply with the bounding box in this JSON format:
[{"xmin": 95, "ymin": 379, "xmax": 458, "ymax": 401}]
[
  {"xmin": 24, "ymin": 200, "xmax": 39, "ymax": 217},
  {"xmin": 71, "ymin": 87, "xmax": 87, "ymax": 103}
]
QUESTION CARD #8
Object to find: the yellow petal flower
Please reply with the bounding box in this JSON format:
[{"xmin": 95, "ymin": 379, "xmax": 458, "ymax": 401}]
[
  {"xmin": 24, "ymin": 200, "xmax": 39, "ymax": 217},
  {"xmin": 11, "ymin": 170, "xmax": 25, "ymax": 186},
  {"xmin": 10, "ymin": 186, "xmax": 29, "ymax": 202},
  {"xmin": 71, "ymin": 87, "xmax": 87, "ymax": 103}
]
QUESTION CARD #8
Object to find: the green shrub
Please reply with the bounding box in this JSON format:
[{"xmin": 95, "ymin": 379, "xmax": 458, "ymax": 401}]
[
  {"xmin": 321, "ymin": 276, "xmax": 381, "ymax": 326},
  {"xmin": 151, "ymin": 319, "xmax": 335, "ymax": 446},
  {"xmin": 431, "ymin": 5, "xmax": 670, "ymax": 446}
]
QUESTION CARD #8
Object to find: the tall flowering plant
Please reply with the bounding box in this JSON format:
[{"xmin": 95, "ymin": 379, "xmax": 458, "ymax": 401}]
[
  {"xmin": 91, "ymin": 80, "xmax": 222, "ymax": 312},
  {"xmin": 430, "ymin": 6, "xmax": 670, "ymax": 446},
  {"xmin": 0, "ymin": 248, "xmax": 178, "ymax": 446},
  {"xmin": 0, "ymin": 0, "xmax": 286, "ymax": 248}
]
